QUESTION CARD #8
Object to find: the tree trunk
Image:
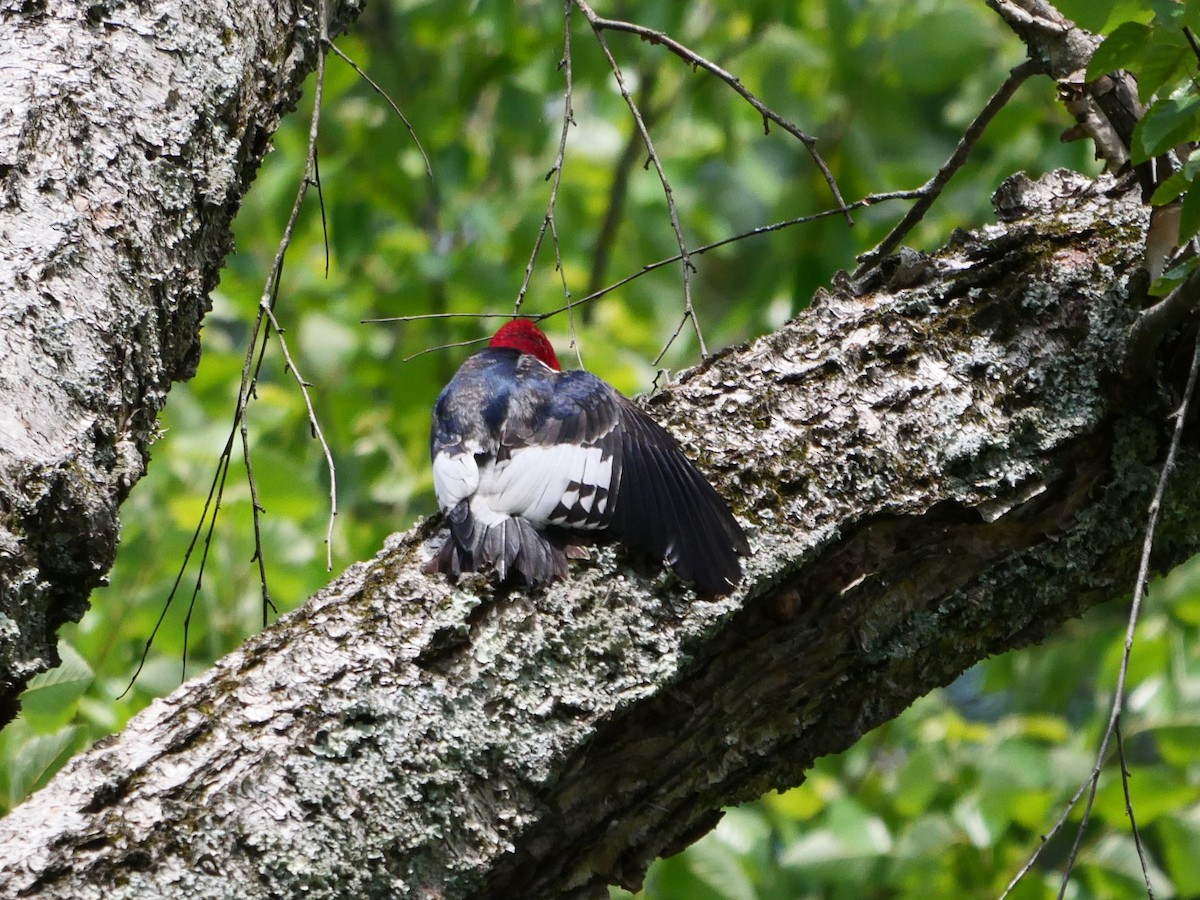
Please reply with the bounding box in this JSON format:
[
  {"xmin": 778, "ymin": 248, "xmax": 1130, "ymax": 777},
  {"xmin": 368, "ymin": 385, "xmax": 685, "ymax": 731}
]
[
  {"xmin": 0, "ymin": 0, "xmax": 364, "ymax": 724},
  {"xmin": 0, "ymin": 169, "xmax": 1193, "ymax": 898}
]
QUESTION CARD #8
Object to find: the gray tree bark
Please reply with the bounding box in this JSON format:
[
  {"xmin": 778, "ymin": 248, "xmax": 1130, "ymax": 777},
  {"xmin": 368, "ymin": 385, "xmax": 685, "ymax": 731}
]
[
  {"xmin": 0, "ymin": 168, "xmax": 1195, "ymax": 898},
  {"xmin": 0, "ymin": 0, "xmax": 363, "ymax": 723}
]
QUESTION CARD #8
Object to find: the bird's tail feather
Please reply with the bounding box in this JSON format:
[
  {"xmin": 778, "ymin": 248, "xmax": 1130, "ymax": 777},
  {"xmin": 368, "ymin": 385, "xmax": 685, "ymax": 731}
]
[{"xmin": 424, "ymin": 500, "xmax": 572, "ymax": 586}]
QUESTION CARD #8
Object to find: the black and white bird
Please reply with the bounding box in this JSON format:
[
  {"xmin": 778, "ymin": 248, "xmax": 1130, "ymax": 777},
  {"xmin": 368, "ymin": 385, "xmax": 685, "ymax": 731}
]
[{"xmin": 425, "ymin": 319, "xmax": 750, "ymax": 595}]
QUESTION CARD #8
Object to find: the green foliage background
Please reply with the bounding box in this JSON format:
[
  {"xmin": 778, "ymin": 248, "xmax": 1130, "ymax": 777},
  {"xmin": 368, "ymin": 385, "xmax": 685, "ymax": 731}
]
[{"xmin": 5, "ymin": 1, "xmax": 1200, "ymax": 897}]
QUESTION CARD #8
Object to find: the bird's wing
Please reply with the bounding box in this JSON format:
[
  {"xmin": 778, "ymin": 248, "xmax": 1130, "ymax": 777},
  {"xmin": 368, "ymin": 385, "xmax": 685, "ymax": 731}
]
[
  {"xmin": 605, "ymin": 392, "xmax": 750, "ymax": 595},
  {"xmin": 488, "ymin": 364, "xmax": 749, "ymax": 594},
  {"xmin": 481, "ymin": 364, "xmax": 625, "ymax": 530}
]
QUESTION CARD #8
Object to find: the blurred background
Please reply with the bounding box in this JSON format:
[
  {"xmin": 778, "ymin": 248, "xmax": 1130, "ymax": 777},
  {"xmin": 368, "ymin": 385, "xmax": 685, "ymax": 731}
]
[{"xmin": 6, "ymin": 1, "xmax": 1200, "ymax": 897}]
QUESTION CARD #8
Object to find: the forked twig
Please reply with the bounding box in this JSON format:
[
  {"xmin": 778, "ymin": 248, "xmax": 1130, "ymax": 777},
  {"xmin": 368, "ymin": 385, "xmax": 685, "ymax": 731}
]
[
  {"xmin": 365, "ymin": 189, "xmax": 923, "ymax": 332},
  {"xmin": 572, "ymin": 1, "xmax": 850, "ymax": 223},
  {"xmin": 262, "ymin": 302, "xmax": 338, "ymax": 571},
  {"xmin": 575, "ymin": 0, "xmax": 706, "ymax": 361},
  {"xmin": 515, "ymin": 0, "xmax": 583, "ymax": 366},
  {"xmin": 125, "ymin": 0, "xmax": 338, "ymax": 693}
]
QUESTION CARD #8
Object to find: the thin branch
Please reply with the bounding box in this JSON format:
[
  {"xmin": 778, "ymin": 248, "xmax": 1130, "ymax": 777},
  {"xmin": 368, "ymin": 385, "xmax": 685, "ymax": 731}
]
[
  {"xmin": 117, "ymin": 445, "xmax": 234, "ymax": 698},
  {"xmin": 1115, "ymin": 720, "xmax": 1156, "ymax": 899},
  {"xmin": 127, "ymin": 1, "xmax": 339, "ymax": 691},
  {"xmin": 178, "ymin": 479, "xmax": 226, "ymax": 679},
  {"xmin": 314, "ymin": 149, "xmax": 329, "ymax": 277},
  {"xmin": 556, "ymin": 2, "xmax": 582, "ymax": 367},
  {"xmin": 987, "ymin": 0, "xmax": 1069, "ymax": 37},
  {"xmin": 402, "ymin": 334, "xmax": 492, "ymax": 363},
  {"xmin": 262, "ymin": 302, "xmax": 338, "ymax": 571},
  {"xmin": 573, "ymin": 1, "xmax": 850, "ymax": 223},
  {"xmin": 1001, "ymin": 326, "xmax": 1200, "ymax": 898},
  {"xmin": 240, "ymin": 371, "xmax": 273, "ymax": 628},
  {"xmin": 574, "ymin": 0, "xmax": 706, "ymax": 360},
  {"xmin": 586, "ymin": 66, "xmax": 662, "ymax": 303},
  {"xmin": 364, "ymin": 190, "xmax": 924, "ymax": 333},
  {"xmin": 514, "ymin": 0, "xmax": 583, "ymax": 366},
  {"xmin": 855, "ymin": 59, "xmax": 1039, "ymax": 274},
  {"xmin": 549, "ymin": 190, "xmax": 923, "ymax": 321},
  {"xmin": 363, "ymin": 311, "xmax": 518, "ymax": 324},
  {"xmin": 237, "ymin": 0, "xmax": 332, "ymax": 619},
  {"xmin": 326, "ymin": 40, "xmax": 433, "ymax": 181}
]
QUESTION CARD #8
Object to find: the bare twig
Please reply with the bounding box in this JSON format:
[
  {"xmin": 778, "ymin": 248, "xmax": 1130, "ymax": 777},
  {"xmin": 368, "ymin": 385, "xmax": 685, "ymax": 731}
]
[
  {"xmin": 262, "ymin": 302, "xmax": 338, "ymax": 571},
  {"xmin": 363, "ymin": 311, "xmax": 517, "ymax": 324},
  {"xmin": 1001, "ymin": 326, "xmax": 1200, "ymax": 898},
  {"xmin": 574, "ymin": 0, "xmax": 706, "ymax": 361},
  {"xmin": 1115, "ymin": 720, "xmax": 1156, "ymax": 899},
  {"xmin": 855, "ymin": 59, "xmax": 1039, "ymax": 274},
  {"xmin": 127, "ymin": 1, "xmax": 339, "ymax": 692},
  {"xmin": 326, "ymin": 40, "xmax": 433, "ymax": 181},
  {"xmin": 237, "ymin": 0, "xmax": 332, "ymax": 614},
  {"xmin": 586, "ymin": 66, "xmax": 662, "ymax": 303},
  {"xmin": 572, "ymin": 1, "xmax": 850, "ymax": 222},
  {"xmin": 514, "ymin": 0, "xmax": 583, "ymax": 366},
  {"xmin": 402, "ymin": 334, "xmax": 492, "ymax": 363},
  {"xmin": 118, "ymin": 447, "xmax": 234, "ymax": 697},
  {"xmin": 240, "ymin": 371, "xmax": 273, "ymax": 628},
  {"xmin": 365, "ymin": 190, "xmax": 923, "ymax": 333}
]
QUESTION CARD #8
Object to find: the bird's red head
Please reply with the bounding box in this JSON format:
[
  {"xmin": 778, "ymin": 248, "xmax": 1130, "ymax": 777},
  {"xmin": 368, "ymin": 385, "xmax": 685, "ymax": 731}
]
[{"xmin": 489, "ymin": 320, "xmax": 561, "ymax": 371}]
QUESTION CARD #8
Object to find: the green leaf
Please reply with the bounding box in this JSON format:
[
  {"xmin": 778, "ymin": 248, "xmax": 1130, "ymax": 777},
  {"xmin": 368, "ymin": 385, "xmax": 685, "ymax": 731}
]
[
  {"xmin": 1149, "ymin": 722, "xmax": 1200, "ymax": 767},
  {"xmin": 1182, "ymin": 185, "xmax": 1200, "ymax": 243},
  {"xmin": 18, "ymin": 641, "xmax": 94, "ymax": 733},
  {"xmin": 1094, "ymin": 763, "xmax": 1200, "ymax": 826},
  {"xmin": 765, "ymin": 782, "xmax": 827, "ymax": 821},
  {"xmin": 779, "ymin": 798, "xmax": 892, "ymax": 871},
  {"xmin": 1149, "ymin": 163, "xmax": 1197, "ymax": 206},
  {"xmin": 685, "ymin": 840, "xmax": 757, "ymax": 900},
  {"xmin": 1135, "ymin": 31, "xmax": 1192, "ymax": 102},
  {"xmin": 1133, "ymin": 94, "xmax": 1200, "ymax": 163},
  {"xmin": 1149, "ymin": 256, "xmax": 1200, "ymax": 296},
  {"xmin": 1087, "ymin": 22, "xmax": 1152, "ymax": 81},
  {"xmin": 0, "ymin": 723, "xmax": 84, "ymax": 808},
  {"xmin": 1160, "ymin": 811, "xmax": 1200, "ymax": 895},
  {"xmin": 1058, "ymin": 0, "xmax": 1152, "ymax": 33}
]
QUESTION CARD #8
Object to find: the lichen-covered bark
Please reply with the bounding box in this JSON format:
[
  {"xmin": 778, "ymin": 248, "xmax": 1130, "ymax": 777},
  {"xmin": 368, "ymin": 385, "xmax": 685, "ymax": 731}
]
[
  {"xmin": 0, "ymin": 171, "xmax": 1194, "ymax": 899},
  {"xmin": 0, "ymin": 0, "xmax": 363, "ymax": 723}
]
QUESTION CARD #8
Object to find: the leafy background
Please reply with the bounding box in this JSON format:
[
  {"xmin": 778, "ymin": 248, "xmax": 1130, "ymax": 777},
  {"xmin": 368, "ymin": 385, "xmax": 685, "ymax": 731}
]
[{"xmin": 5, "ymin": 1, "xmax": 1200, "ymax": 897}]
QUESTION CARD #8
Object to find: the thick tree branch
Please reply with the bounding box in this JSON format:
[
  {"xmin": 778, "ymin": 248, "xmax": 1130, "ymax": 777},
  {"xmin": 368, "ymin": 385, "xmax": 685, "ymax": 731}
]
[
  {"xmin": 1, "ymin": 171, "xmax": 1197, "ymax": 899},
  {"xmin": 0, "ymin": 0, "xmax": 364, "ymax": 723}
]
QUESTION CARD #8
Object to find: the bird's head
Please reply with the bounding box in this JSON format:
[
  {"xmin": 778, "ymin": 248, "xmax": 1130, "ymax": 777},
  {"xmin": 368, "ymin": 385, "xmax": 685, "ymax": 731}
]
[{"xmin": 489, "ymin": 319, "xmax": 561, "ymax": 371}]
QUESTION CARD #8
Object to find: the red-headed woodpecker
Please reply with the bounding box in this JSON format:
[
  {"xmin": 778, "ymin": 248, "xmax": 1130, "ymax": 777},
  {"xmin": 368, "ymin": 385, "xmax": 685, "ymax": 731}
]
[{"xmin": 425, "ymin": 320, "xmax": 750, "ymax": 595}]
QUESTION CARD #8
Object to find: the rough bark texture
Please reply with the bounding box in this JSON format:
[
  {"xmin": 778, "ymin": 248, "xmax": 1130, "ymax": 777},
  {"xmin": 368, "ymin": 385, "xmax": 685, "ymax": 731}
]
[
  {"xmin": 1, "ymin": 171, "xmax": 1196, "ymax": 899},
  {"xmin": 0, "ymin": 0, "xmax": 363, "ymax": 724}
]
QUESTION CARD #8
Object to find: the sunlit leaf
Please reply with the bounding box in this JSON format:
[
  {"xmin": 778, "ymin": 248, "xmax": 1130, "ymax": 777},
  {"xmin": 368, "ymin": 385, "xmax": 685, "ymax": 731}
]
[
  {"xmin": 1086, "ymin": 22, "xmax": 1151, "ymax": 81},
  {"xmin": 1180, "ymin": 184, "xmax": 1200, "ymax": 244},
  {"xmin": 1132, "ymin": 94, "xmax": 1200, "ymax": 163},
  {"xmin": 18, "ymin": 642, "xmax": 94, "ymax": 733}
]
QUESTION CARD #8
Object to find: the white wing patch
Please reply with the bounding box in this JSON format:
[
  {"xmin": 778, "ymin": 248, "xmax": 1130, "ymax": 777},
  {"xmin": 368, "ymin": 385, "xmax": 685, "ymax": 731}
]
[
  {"xmin": 432, "ymin": 450, "xmax": 480, "ymax": 510},
  {"xmin": 472, "ymin": 443, "xmax": 614, "ymax": 528}
]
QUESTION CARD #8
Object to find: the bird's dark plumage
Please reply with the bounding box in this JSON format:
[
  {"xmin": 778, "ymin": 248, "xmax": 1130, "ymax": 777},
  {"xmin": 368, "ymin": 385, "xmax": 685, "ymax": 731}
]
[{"xmin": 426, "ymin": 320, "xmax": 749, "ymax": 595}]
